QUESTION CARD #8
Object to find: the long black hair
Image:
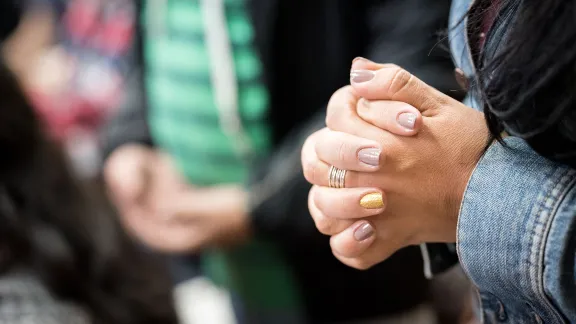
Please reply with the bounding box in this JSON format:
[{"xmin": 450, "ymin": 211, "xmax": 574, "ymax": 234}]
[
  {"xmin": 0, "ymin": 55, "xmax": 178, "ymax": 323},
  {"xmin": 0, "ymin": 0, "xmax": 21, "ymax": 42},
  {"xmin": 471, "ymin": 0, "xmax": 576, "ymax": 167}
]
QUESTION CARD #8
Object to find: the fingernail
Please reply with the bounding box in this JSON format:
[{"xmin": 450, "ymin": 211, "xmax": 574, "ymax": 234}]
[
  {"xmin": 350, "ymin": 70, "xmax": 375, "ymax": 83},
  {"xmin": 354, "ymin": 222, "xmax": 375, "ymax": 241},
  {"xmin": 360, "ymin": 193, "xmax": 384, "ymax": 209},
  {"xmin": 397, "ymin": 112, "xmax": 416, "ymax": 130},
  {"xmin": 352, "ymin": 57, "xmax": 374, "ymax": 64},
  {"xmin": 358, "ymin": 148, "xmax": 380, "ymax": 166}
]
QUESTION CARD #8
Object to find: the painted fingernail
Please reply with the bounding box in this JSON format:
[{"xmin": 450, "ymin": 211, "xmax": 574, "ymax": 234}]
[
  {"xmin": 350, "ymin": 70, "xmax": 375, "ymax": 83},
  {"xmin": 360, "ymin": 193, "xmax": 384, "ymax": 209},
  {"xmin": 354, "ymin": 222, "xmax": 375, "ymax": 241},
  {"xmin": 397, "ymin": 112, "xmax": 416, "ymax": 130},
  {"xmin": 352, "ymin": 57, "xmax": 374, "ymax": 64},
  {"xmin": 358, "ymin": 148, "xmax": 381, "ymax": 166}
]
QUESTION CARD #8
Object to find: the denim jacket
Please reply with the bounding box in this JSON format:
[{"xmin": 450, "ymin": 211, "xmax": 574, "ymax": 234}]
[{"xmin": 449, "ymin": 0, "xmax": 576, "ymax": 323}]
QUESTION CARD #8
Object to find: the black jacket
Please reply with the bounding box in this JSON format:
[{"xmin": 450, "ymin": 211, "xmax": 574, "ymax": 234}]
[{"xmin": 103, "ymin": 0, "xmax": 459, "ymax": 322}]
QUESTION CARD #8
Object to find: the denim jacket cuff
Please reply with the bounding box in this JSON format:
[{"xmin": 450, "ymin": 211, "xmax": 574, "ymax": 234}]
[{"xmin": 457, "ymin": 137, "xmax": 576, "ymax": 322}]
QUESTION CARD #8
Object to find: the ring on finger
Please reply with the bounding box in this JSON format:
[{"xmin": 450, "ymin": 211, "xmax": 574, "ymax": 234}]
[{"xmin": 328, "ymin": 165, "xmax": 347, "ymax": 189}]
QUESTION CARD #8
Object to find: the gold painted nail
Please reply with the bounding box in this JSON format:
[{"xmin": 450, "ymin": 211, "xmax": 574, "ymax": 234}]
[{"xmin": 360, "ymin": 193, "xmax": 384, "ymax": 209}]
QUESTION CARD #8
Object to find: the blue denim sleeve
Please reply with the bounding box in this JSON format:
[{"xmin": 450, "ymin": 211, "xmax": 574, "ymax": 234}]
[{"xmin": 458, "ymin": 137, "xmax": 576, "ymax": 323}]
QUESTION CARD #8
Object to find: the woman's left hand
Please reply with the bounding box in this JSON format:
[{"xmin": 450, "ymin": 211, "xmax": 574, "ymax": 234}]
[{"xmin": 302, "ymin": 59, "xmax": 489, "ymax": 269}]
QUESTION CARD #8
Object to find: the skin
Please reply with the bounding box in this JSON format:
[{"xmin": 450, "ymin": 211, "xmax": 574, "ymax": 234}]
[
  {"xmin": 302, "ymin": 58, "xmax": 489, "ymax": 270},
  {"xmin": 3, "ymin": 6, "xmax": 55, "ymax": 86},
  {"xmin": 103, "ymin": 59, "xmax": 428, "ymax": 255},
  {"xmin": 104, "ymin": 144, "xmax": 251, "ymax": 253}
]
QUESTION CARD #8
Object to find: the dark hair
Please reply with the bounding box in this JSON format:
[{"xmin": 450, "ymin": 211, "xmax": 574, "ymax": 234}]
[
  {"xmin": 471, "ymin": 0, "xmax": 576, "ymax": 167},
  {"xmin": 0, "ymin": 60, "xmax": 178, "ymax": 323},
  {"xmin": 0, "ymin": 0, "xmax": 20, "ymax": 41}
]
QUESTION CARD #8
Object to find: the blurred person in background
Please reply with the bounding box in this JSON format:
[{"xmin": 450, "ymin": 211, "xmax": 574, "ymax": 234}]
[
  {"xmin": 103, "ymin": 1, "xmax": 465, "ymax": 323},
  {"xmin": 3, "ymin": 0, "xmax": 136, "ymax": 179},
  {"xmin": 0, "ymin": 6, "xmax": 177, "ymax": 323}
]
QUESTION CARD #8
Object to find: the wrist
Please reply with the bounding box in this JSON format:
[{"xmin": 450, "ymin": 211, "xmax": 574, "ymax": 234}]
[{"xmin": 217, "ymin": 185, "xmax": 253, "ymax": 246}]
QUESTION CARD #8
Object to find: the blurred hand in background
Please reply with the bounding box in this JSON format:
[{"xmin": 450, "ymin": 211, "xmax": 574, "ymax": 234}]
[{"xmin": 105, "ymin": 144, "xmax": 250, "ymax": 253}]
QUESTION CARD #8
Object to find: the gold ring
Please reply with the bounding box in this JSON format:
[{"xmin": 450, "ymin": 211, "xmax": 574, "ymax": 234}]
[{"xmin": 328, "ymin": 165, "xmax": 347, "ymax": 189}]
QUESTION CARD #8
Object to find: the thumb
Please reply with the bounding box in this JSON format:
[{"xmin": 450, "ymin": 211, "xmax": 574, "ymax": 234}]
[{"xmin": 350, "ymin": 59, "xmax": 455, "ymax": 115}]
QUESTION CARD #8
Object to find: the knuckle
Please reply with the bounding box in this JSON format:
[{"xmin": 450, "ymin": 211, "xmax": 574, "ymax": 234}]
[
  {"xmin": 419, "ymin": 93, "xmax": 445, "ymax": 115},
  {"xmin": 301, "ymin": 136, "xmax": 314, "ymax": 163},
  {"xmin": 357, "ymin": 172, "xmax": 377, "ymax": 188},
  {"xmin": 303, "ymin": 158, "xmax": 319, "ymax": 184},
  {"xmin": 332, "ymin": 85, "xmax": 354, "ymax": 103},
  {"xmin": 375, "ymin": 105, "xmax": 393, "ymax": 129},
  {"xmin": 312, "ymin": 188, "xmax": 326, "ymax": 211},
  {"xmin": 313, "ymin": 197, "xmax": 344, "ymax": 236},
  {"xmin": 325, "ymin": 107, "xmax": 338, "ymax": 129},
  {"xmin": 326, "ymin": 110, "xmax": 347, "ymax": 131},
  {"xmin": 326, "ymin": 88, "xmax": 345, "ymax": 125},
  {"xmin": 315, "ymin": 216, "xmax": 334, "ymax": 235},
  {"xmin": 387, "ymin": 67, "xmax": 413, "ymax": 98},
  {"xmin": 326, "ymin": 86, "xmax": 356, "ymax": 129},
  {"xmin": 335, "ymin": 140, "xmax": 350, "ymax": 165},
  {"xmin": 327, "ymin": 106, "xmax": 350, "ymax": 130}
]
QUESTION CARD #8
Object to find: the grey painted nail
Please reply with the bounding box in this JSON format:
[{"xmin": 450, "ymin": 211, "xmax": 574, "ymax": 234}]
[
  {"xmin": 354, "ymin": 222, "xmax": 375, "ymax": 241},
  {"xmin": 397, "ymin": 112, "xmax": 416, "ymax": 130},
  {"xmin": 350, "ymin": 70, "xmax": 375, "ymax": 83},
  {"xmin": 358, "ymin": 148, "xmax": 381, "ymax": 166}
]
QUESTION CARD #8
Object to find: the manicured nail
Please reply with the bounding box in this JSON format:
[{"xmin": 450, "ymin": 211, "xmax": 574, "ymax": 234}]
[
  {"xmin": 360, "ymin": 193, "xmax": 384, "ymax": 209},
  {"xmin": 354, "ymin": 222, "xmax": 375, "ymax": 241},
  {"xmin": 352, "ymin": 57, "xmax": 374, "ymax": 64},
  {"xmin": 397, "ymin": 112, "xmax": 416, "ymax": 130},
  {"xmin": 350, "ymin": 70, "xmax": 375, "ymax": 83},
  {"xmin": 358, "ymin": 148, "xmax": 380, "ymax": 166}
]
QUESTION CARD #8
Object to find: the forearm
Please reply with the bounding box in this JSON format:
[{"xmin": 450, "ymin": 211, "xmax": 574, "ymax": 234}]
[{"xmin": 458, "ymin": 137, "xmax": 576, "ymax": 322}]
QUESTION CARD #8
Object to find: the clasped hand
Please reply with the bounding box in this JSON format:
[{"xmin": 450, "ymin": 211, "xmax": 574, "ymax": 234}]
[
  {"xmin": 104, "ymin": 145, "xmax": 250, "ymax": 253},
  {"xmin": 301, "ymin": 58, "xmax": 488, "ymax": 269}
]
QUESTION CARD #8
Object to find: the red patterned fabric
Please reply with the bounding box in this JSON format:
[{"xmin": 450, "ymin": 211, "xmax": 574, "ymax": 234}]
[{"xmin": 30, "ymin": 0, "xmax": 134, "ymax": 142}]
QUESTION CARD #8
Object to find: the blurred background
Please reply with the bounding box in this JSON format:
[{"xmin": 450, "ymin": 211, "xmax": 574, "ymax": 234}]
[
  {"xmin": 1, "ymin": 0, "xmax": 475, "ymax": 323},
  {"xmin": 4, "ymin": 0, "xmax": 131, "ymax": 178}
]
